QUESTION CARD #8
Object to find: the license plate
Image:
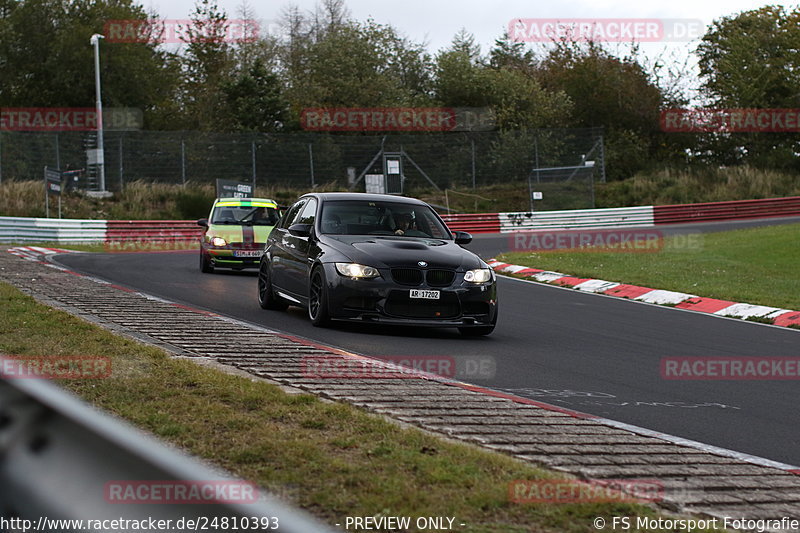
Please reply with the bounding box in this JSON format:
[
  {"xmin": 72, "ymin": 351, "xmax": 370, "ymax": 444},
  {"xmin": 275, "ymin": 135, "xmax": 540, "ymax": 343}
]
[
  {"xmin": 233, "ymin": 250, "xmax": 263, "ymax": 258},
  {"xmin": 410, "ymin": 289, "xmax": 440, "ymax": 300}
]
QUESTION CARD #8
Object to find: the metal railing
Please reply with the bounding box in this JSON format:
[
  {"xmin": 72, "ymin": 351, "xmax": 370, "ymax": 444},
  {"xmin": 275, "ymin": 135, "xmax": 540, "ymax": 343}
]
[{"xmin": 0, "ymin": 359, "xmax": 339, "ymax": 532}]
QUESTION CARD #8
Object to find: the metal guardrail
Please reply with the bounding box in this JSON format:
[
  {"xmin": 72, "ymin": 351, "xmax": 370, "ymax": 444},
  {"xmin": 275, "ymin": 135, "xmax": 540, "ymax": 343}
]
[
  {"xmin": 0, "ymin": 217, "xmax": 106, "ymax": 243},
  {"xmin": 654, "ymin": 196, "xmax": 800, "ymax": 224},
  {"xmin": 0, "ymin": 358, "xmax": 339, "ymax": 533},
  {"xmin": 2, "ymin": 196, "xmax": 799, "ymax": 244}
]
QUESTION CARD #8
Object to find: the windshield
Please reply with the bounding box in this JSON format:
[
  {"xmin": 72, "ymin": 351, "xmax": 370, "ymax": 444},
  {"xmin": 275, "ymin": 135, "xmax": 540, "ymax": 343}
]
[
  {"xmin": 319, "ymin": 200, "xmax": 451, "ymax": 239},
  {"xmin": 211, "ymin": 206, "xmax": 280, "ymax": 225}
]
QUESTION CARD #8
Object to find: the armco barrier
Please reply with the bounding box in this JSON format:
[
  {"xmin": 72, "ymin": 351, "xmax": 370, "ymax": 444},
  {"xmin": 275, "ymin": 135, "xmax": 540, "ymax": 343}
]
[
  {"xmin": 2, "ymin": 196, "xmax": 799, "ymax": 243},
  {"xmin": 440, "ymin": 213, "xmax": 501, "ymax": 234},
  {"xmin": 498, "ymin": 206, "xmax": 654, "ymax": 232},
  {"xmin": 105, "ymin": 220, "xmax": 202, "ymax": 242},
  {"xmin": 654, "ymin": 196, "xmax": 800, "ymax": 225},
  {"xmin": 0, "ymin": 217, "xmax": 106, "ymax": 243}
]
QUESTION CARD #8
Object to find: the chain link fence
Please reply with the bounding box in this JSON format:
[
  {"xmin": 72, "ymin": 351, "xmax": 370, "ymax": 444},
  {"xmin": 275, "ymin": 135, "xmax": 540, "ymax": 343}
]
[{"xmin": 0, "ymin": 128, "xmax": 604, "ymax": 209}]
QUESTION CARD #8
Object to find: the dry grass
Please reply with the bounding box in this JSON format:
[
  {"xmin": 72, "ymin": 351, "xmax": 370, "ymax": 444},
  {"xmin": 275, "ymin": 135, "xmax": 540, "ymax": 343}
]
[{"xmin": 1, "ymin": 166, "xmax": 798, "ymax": 220}]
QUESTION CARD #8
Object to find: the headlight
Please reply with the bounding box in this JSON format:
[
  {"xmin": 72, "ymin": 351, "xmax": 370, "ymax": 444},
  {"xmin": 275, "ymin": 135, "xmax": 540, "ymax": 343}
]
[
  {"xmin": 464, "ymin": 268, "xmax": 492, "ymax": 283},
  {"xmin": 211, "ymin": 237, "xmax": 227, "ymax": 246},
  {"xmin": 335, "ymin": 263, "xmax": 380, "ymax": 279}
]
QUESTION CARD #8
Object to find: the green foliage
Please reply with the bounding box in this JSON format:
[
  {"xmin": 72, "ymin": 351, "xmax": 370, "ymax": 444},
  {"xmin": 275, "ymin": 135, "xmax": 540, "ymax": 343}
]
[
  {"xmin": 0, "ymin": 0, "xmax": 178, "ymax": 126},
  {"xmin": 694, "ymin": 5, "xmax": 800, "ymax": 170}
]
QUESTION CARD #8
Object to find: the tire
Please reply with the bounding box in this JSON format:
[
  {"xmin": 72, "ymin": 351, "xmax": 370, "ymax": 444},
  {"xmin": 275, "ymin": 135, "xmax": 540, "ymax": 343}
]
[
  {"xmin": 308, "ymin": 267, "xmax": 331, "ymax": 327},
  {"xmin": 258, "ymin": 261, "xmax": 288, "ymax": 310},
  {"xmin": 200, "ymin": 251, "xmax": 214, "ymax": 273}
]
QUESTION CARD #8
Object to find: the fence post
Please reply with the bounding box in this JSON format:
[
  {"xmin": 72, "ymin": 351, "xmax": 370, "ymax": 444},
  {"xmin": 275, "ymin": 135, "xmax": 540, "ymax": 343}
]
[
  {"xmin": 180, "ymin": 139, "xmax": 186, "ymax": 186},
  {"xmin": 119, "ymin": 137, "xmax": 124, "ymax": 190},
  {"xmin": 0, "ymin": 132, "xmax": 3, "ymax": 184},
  {"xmin": 251, "ymin": 140, "xmax": 257, "ymax": 192},
  {"xmin": 308, "ymin": 143, "xmax": 315, "ymax": 188},
  {"xmin": 54, "ymin": 133, "xmax": 61, "ymax": 170},
  {"xmin": 471, "ymin": 138, "xmax": 476, "ymax": 189}
]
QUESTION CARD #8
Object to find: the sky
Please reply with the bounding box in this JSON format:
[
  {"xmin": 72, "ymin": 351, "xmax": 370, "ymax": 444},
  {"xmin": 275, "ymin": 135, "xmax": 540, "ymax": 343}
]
[
  {"xmin": 141, "ymin": 0, "xmax": 789, "ymax": 102},
  {"xmin": 145, "ymin": 0, "xmax": 787, "ymax": 54}
]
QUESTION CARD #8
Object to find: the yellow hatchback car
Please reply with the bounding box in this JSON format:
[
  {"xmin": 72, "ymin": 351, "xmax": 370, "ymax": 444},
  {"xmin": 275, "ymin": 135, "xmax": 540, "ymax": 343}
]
[{"xmin": 197, "ymin": 198, "xmax": 281, "ymax": 273}]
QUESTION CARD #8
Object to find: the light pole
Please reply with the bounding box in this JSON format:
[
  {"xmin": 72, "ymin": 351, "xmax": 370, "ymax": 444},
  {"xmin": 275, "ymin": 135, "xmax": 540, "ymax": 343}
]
[{"xmin": 90, "ymin": 33, "xmax": 106, "ymax": 192}]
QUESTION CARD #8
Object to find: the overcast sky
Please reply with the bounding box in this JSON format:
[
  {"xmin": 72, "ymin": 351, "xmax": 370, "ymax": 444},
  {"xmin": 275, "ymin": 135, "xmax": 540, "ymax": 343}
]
[{"xmin": 144, "ymin": 0, "xmax": 787, "ymax": 55}]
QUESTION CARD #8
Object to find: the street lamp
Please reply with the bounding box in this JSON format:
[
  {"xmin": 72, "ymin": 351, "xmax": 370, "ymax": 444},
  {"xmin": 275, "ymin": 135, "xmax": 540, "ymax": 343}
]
[{"xmin": 90, "ymin": 33, "xmax": 105, "ymax": 192}]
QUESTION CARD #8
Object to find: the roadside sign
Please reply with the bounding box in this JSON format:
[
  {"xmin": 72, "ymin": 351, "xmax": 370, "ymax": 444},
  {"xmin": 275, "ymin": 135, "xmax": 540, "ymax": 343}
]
[
  {"xmin": 44, "ymin": 167, "xmax": 63, "ymax": 218},
  {"xmin": 532, "ymin": 192, "xmax": 543, "ymax": 200},
  {"xmin": 216, "ymin": 179, "xmax": 253, "ymax": 198}
]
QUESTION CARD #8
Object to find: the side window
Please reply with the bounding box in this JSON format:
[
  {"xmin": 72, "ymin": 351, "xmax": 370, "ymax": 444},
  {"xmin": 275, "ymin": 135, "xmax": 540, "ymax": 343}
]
[
  {"xmin": 296, "ymin": 198, "xmax": 318, "ymax": 226},
  {"xmin": 279, "ymin": 200, "xmax": 306, "ymax": 229}
]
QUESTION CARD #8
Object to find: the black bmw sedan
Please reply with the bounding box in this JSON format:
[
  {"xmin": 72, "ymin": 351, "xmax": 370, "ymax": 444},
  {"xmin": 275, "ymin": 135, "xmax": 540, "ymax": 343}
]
[{"xmin": 257, "ymin": 192, "xmax": 498, "ymax": 336}]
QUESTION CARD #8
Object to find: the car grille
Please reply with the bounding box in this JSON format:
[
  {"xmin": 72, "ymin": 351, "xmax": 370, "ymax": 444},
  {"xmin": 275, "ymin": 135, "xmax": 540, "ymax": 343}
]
[
  {"xmin": 391, "ymin": 268, "xmax": 455, "ymax": 287},
  {"xmin": 426, "ymin": 269, "xmax": 455, "ymax": 287},
  {"xmin": 391, "ymin": 268, "xmax": 424, "ymax": 285},
  {"xmin": 385, "ymin": 291, "xmax": 460, "ymax": 319}
]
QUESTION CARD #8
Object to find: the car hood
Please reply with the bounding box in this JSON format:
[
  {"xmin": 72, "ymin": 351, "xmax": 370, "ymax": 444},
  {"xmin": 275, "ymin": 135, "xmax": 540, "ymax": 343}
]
[
  {"xmin": 322, "ymin": 235, "xmax": 483, "ymax": 270},
  {"xmin": 208, "ymin": 224, "xmax": 273, "ymax": 244}
]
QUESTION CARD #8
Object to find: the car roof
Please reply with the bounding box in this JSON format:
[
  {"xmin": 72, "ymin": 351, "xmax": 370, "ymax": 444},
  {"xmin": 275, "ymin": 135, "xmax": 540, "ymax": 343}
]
[
  {"xmin": 214, "ymin": 197, "xmax": 278, "ymax": 207},
  {"xmin": 300, "ymin": 192, "xmax": 428, "ymax": 206}
]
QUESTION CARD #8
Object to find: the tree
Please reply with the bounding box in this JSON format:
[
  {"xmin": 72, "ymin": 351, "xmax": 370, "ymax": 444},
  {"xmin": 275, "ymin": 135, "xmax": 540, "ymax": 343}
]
[
  {"xmin": 537, "ymin": 41, "xmax": 666, "ymax": 179},
  {"xmin": 0, "ymin": 0, "xmax": 178, "ymax": 128},
  {"xmin": 178, "ymin": 0, "xmax": 234, "ymax": 130},
  {"xmin": 222, "ymin": 59, "xmax": 287, "ymax": 131},
  {"xmin": 695, "ymin": 6, "xmax": 800, "ymax": 169}
]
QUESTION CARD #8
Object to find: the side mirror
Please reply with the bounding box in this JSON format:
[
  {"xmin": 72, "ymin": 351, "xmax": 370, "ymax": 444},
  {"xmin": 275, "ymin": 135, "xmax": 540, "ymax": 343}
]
[
  {"xmin": 197, "ymin": 219, "xmax": 208, "ymax": 228},
  {"xmin": 454, "ymin": 231, "xmax": 472, "ymax": 245},
  {"xmin": 288, "ymin": 223, "xmax": 312, "ymax": 237}
]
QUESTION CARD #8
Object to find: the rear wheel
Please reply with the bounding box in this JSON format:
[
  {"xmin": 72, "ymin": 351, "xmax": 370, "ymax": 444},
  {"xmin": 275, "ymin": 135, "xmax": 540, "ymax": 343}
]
[
  {"xmin": 200, "ymin": 251, "xmax": 214, "ymax": 273},
  {"xmin": 258, "ymin": 261, "xmax": 288, "ymax": 310},
  {"xmin": 308, "ymin": 268, "xmax": 331, "ymax": 327}
]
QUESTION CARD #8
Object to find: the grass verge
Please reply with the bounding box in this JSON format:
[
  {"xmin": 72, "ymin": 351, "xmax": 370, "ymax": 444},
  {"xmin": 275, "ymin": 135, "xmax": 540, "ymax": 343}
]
[
  {"xmin": 0, "ymin": 281, "xmax": 723, "ymax": 532},
  {"xmin": 497, "ymin": 223, "xmax": 800, "ymax": 311}
]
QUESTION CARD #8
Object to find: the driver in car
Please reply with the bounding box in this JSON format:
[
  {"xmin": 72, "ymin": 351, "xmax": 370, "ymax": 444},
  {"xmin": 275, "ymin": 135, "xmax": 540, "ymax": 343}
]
[{"xmin": 393, "ymin": 212, "xmax": 416, "ymax": 235}]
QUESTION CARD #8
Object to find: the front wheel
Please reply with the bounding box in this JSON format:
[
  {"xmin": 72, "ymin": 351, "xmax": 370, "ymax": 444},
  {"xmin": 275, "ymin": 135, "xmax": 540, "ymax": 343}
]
[
  {"xmin": 258, "ymin": 261, "xmax": 288, "ymax": 310},
  {"xmin": 308, "ymin": 268, "xmax": 331, "ymax": 327},
  {"xmin": 200, "ymin": 251, "xmax": 214, "ymax": 273}
]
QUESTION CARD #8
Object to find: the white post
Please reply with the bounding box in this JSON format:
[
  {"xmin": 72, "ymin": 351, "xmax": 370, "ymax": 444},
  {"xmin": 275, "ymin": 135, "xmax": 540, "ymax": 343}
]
[{"xmin": 90, "ymin": 34, "xmax": 106, "ymax": 192}]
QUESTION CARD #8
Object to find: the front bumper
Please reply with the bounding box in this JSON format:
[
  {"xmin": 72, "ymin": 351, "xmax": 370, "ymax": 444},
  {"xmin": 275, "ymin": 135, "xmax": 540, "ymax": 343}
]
[
  {"xmin": 321, "ymin": 263, "xmax": 498, "ymax": 328},
  {"xmin": 202, "ymin": 245, "xmax": 264, "ymax": 269}
]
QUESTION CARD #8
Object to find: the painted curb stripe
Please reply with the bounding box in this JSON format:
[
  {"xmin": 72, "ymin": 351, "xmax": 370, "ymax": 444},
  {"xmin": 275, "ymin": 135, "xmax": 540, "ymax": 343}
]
[
  {"xmin": 675, "ymin": 297, "xmax": 738, "ymax": 313},
  {"xmin": 773, "ymin": 311, "xmax": 800, "ymax": 328},
  {"xmin": 490, "ymin": 259, "xmax": 800, "ymax": 331},
  {"xmin": 551, "ymin": 276, "xmax": 591, "ymax": 287},
  {"xmin": 602, "ymin": 284, "xmax": 655, "ymax": 299}
]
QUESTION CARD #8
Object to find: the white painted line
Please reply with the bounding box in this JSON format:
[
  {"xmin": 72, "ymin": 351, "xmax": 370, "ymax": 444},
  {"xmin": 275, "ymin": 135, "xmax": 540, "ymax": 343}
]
[{"xmin": 599, "ymin": 418, "xmax": 800, "ymax": 472}]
